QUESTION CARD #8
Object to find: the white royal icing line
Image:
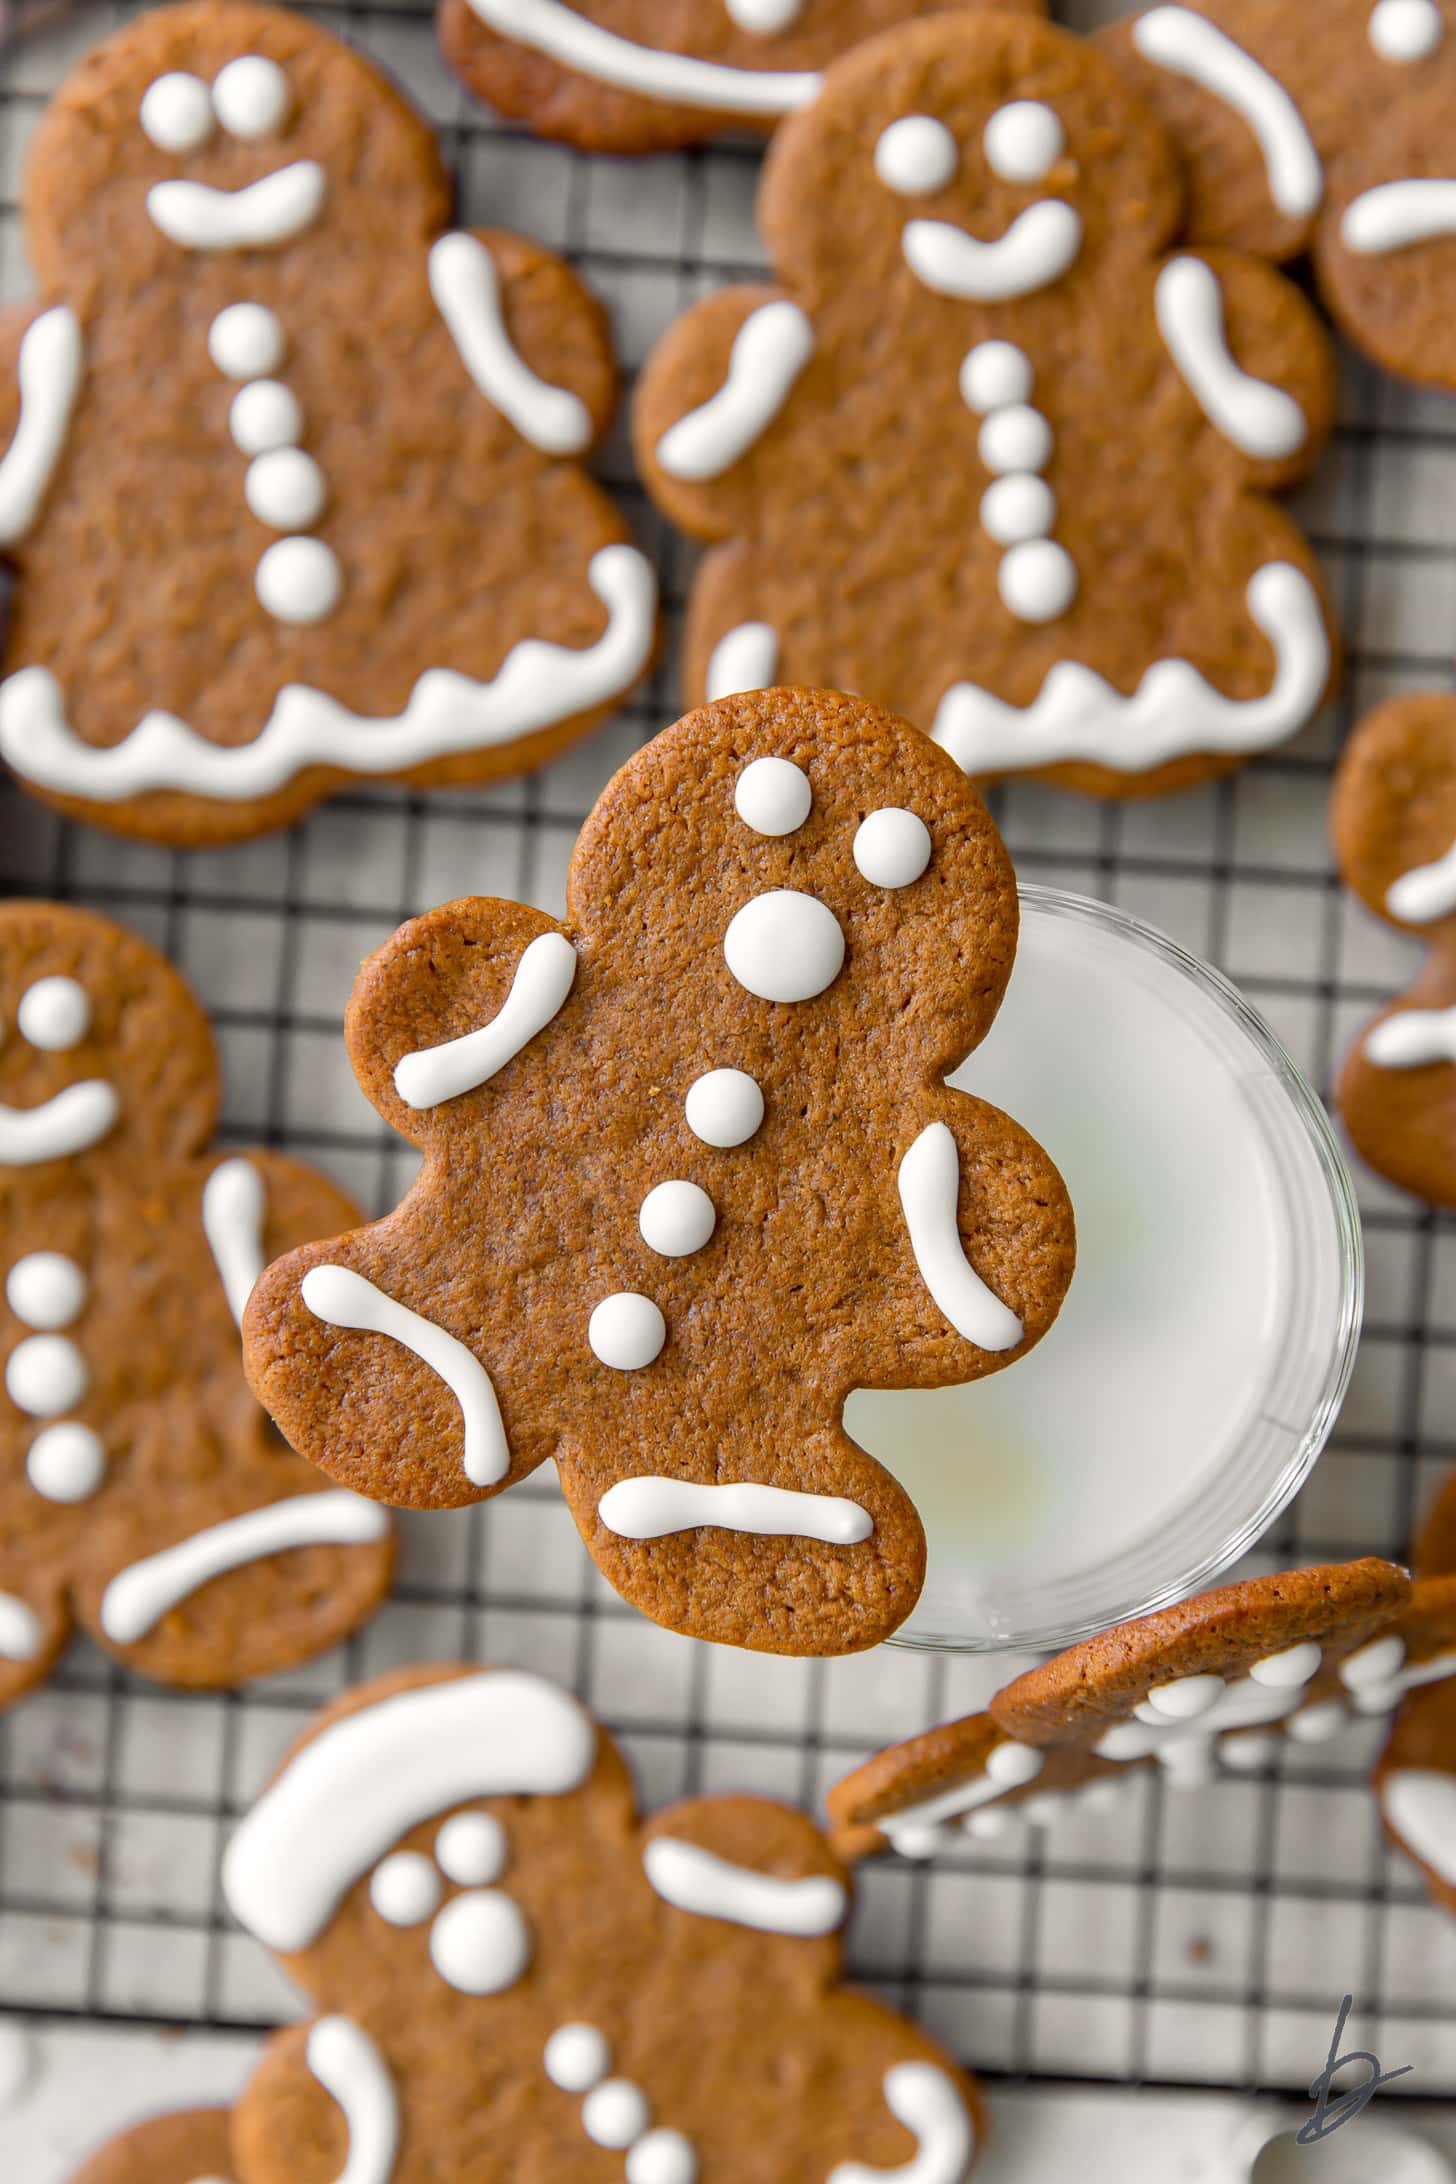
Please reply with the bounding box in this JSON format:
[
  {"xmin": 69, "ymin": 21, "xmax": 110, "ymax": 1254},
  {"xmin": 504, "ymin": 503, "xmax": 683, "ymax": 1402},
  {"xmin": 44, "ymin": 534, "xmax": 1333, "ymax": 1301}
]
[
  {"xmin": 734, "ymin": 755, "xmax": 811, "ymax": 836},
  {"xmin": 933, "ymin": 561, "xmax": 1327, "ymax": 774},
  {"xmin": 140, "ymin": 71, "xmax": 214, "ymax": 154},
  {"xmin": 655, "ymin": 301, "xmax": 813, "ymax": 482},
  {"xmin": 306, "ymin": 2016, "xmax": 399, "ymax": 2184},
  {"xmin": 1131, "ymin": 7, "xmax": 1322, "ymax": 219},
  {"xmin": 545, "ymin": 2023, "xmax": 610, "ymax": 2092},
  {"xmin": 0, "ymin": 544, "xmax": 656, "ymax": 800},
  {"xmin": 211, "ymin": 55, "xmax": 292, "ymax": 141},
  {"xmin": 642, "ymin": 1835, "xmax": 847, "ymax": 1935},
  {"xmin": 0, "ymin": 309, "xmax": 82, "ymax": 547},
  {"xmin": 1096, "ymin": 1662, "xmax": 1318, "ymax": 1762},
  {"xmin": 877, "ymin": 1744, "xmax": 1046, "ymax": 1852},
  {"xmin": 1365, "ymin": 1005, "xmax": 1456, "ymax": 1069},
  {"xmin": 828, "ymin": 2063, "xmax": 976, "ymax": 2184},
  {"xmin": 301, "ymin": 1264, "xmax": 510, "ymax": 1488},
  {"xmin": 0, "ymin": 1079, "xmax": 119, "ymax": 1166},
  {"xmin": 705, "ymin": 620, "xmax": 778, "ymax": 701},
  {"xmin": 146, "ymin": 161, "xmax": 327, "ymax": 252},
  {"xmin": 726, "ymin": 0, "xmax": 803, "ymax": 29},
  {"xmin": 598, "ymin": 1476, "xmax": 872, "ymax": 1546},
  {"xmin": 99, "ymin": 1490, "xmax": 389, "ymax": 1645},
  {"xmin": 898, "ymin": 1122, "xmax": 1024, "ymax": 1353},
  {"xmin": 684, "ymin": 1067, "xmax": 764, "ymax": 1147},
  {"xmin": 428, "ymin": 1887, "xmax": 531, "ymax": 1993},
  {"xmin": 875, "ymin": 115, "xmax": 959, "ymax": 197},
  {"xmin": 463, "ymin": 0, "xmax": 820, "ymax": 112},
  {"xmin": 429, "ymin": 232, "xmax": 592, "ymax": 457},
  {"xmin": 1343, "ymin": 177, "xmax": 1456, "ymax": 252},
  {"xmin": 723, "ymin": 888, "xmax": 844, "ymax": 1002},
  {"xmin": 1154, "ymin": 256, "xmax": 1307, "ymax": 459},
  {"xmin": 393, "ymin": 930, "xmax": 576, "ymax": 1110},
  {"xmin": 983, "ymin": 101, "xmax": 1064, "ymax": 186},
  {"xmin": 902, "ymin": 202, "xmax": 1082, "ymax": 301},
  {"xmin": 854, "ymin": 808, "xmax": 931, "ymax": 888},
  {"xmin": 587, "ymin": 1292, "xmax": 667, "ymax": 1371},
  {"xmin": 27, "ymin": 1421, "xmax": 105, "ymax": 1503},
  {"xmin": 0, "ymin": 1591, "xmax": 42, "ymax": 1660},
  {"xmin": 6, "ymin": 1250, "xmax": 85, "ymax": 1330},
  {"xmin": 6, "ymin": 1331, "xmax": 87, "ymax": 1417},
  {"xmin": 1388, "ymin": 842, "xmax": 1456, "ymax": 924},
  {"xmin": 202, "ymin": 1156, "xmax": 266, "ymax": 1327},
  {"xmin": 223, "ymin": 1670, "xmax": 596, "ymax": 1951},
  {"xmin": 1382, "ymin": 1769, "xmax": 1456, "ymax": 1884},
  {"xmin": 1369, "ymin": 0, "xmax": 1445, "ymax": 59}
]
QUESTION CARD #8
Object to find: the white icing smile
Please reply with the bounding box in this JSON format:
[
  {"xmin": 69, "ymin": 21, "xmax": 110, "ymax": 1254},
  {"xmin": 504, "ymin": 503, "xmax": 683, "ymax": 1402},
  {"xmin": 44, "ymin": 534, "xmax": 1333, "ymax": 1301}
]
[
  {"xmin": 146, "ymin": 160, "xmax": 327, "ymax": 251},
  {"xmin": 463, "ymin": 0, "xmax": 820, "ymax": 112},
  {"xmin": 902, "ymin": 201, "xmax": 1082, "ymax": 302},
  {"xmin": 0, "ymin": 975, "xmax": 118, "ymax": 1165}
]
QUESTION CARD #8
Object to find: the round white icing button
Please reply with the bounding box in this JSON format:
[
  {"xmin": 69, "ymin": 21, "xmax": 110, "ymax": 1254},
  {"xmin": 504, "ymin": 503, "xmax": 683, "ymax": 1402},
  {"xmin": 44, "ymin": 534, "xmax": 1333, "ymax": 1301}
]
[
  {"xmin": 986, "ymin": 1740, "xmax": 1044, "ymax": 1787},
  {"xmin": 978, "ymin": 404, "xmax": 1053, "ymax": 475},
  {"xmin": 1340, "ymin": 1633, "xmax": 1407, "ymax": 1687},
  {"xmin": 627, "ymin": 2129, "xmax": 699, "ymax": 2184},
  {"xmin": 852, "ymin": 808, "xmax": 931, "ymax": 889},
  {"xmin": 17, "ymin": 975, "xmax": 90, "ymax": 1050},
  {"xmin": 140, "ymin": 71, "xmax": 214, "ymax": 154},
  {"xmin": 1249, "ymin": 1640, "xmax": 1322, "ymax": 1688},
  {"xmin": 582, "ymin": 2079, "xmax": 651, "ymax": 2151},
  {"xmin": 874, "ymin": 113, "xmax": 959, "ymax": 196},
  {"xmin": 733, "ymin": 756, "xmax": 811, "ymax": 837},
  {"xmin": 984, "ymin": 99, "xmax": 1066, "ymax": 184},
  {"xmin": 684, "ymin": 1068, "xmax": 763, "ymax": 1148},
  {"xmin": 1287, "ymin": 1700, "xmax": 1346, "ymax": 1744},
  {"xmin": 588, "ymin": 1293, "xmax": 667, "ymax": 1370},
  {"xmin": 435, "ymin": 1811, "xmax": 506, "ymax": 1887},
  {"xmin": 255, "ymin": 536, "xmax": 343, "ymax": 624},
  {"xmin": 980, "ymin": 473, "xmax": 1055, "ymax": 546},
  {"xmin": 726, "ymin": 0, "xmax": 803, "ymax": 29},
  {"xmin": 1369, "ymin": 0, "xmax": 1443, "ymax": 59},
  {"xmin": 998, "ymin": 539, "xmax": 1078, "ymax": 623},
  {"xmin": 960, "ymin": 340, "xmax": 1033, "ymax": 413},
  {"xmin": 208, "ymin": 302, "xmax": 285, "ymax": 380},
  {"xmin": 229, "ymin": 380, "xmax": 303, "ymax": 456},
  {"xmin": 544, "ymin": 2023, "xmax": 610, "ymax": 2094},
  {"xmin": 5, "ymin": 1332, "xmax": 88, "ymax": 1417},
  {"xmin": 369, "ymin": 1851, "xmax": 441, "ymax": 1927},
  {"xmin": 26, "ymin": 1421, "xmax": 105, "ymax": 1503},
  {"xmin": 429, "ymin": 1889, "xmax": 531, "ymax": 1994},
  {"xmin": 1145, "ymin": 1673, "xmax": 1224, "ymax": 1720},
  {"xmin": 723, "ymin": 889, "xmax": 845, "ymax": 1003},
  {"xmin": 6, "ymin": 1251, "xmax": 86, "ymax": 1330},
  {"xmin": 639, "ymin": 1181, "xmax": 716, "ymax": 1259},
  {"xmin": 245, "ymin": 449, "xmax": 328, "ymax": 531},
  {"xmin": 212, "ymin": 54, "xmax": 292, "ymax": 140}
]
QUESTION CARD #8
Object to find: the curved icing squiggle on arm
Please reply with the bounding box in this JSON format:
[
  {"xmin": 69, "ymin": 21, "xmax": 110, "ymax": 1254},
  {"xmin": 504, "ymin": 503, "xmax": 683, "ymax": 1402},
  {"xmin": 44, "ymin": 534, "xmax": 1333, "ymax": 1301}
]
[
  {"xmin": 429, "ymin": 233, "xmax": 592, "ymax": 456},
  {"xmin": 1388, "ymin": 841, "xmax": 1456, "ymax": 923},
  {"xmin": 146, "ymin": 162, "xmax": 326, "ymax": 251},
  {"xmin": 1154, "ymin": 257, "xmax": 1306, "ymax": 459},
  {"xmin": 598, "ymin": 1476, "xmax": 871, "ymax": 1545},
  {"xmin": 0, "ymin": 309, "xmax": 83, "ymax": 548},
  {"xmin": 0, "ymin": 1591, "xmax": 42, "ymax": 1661},
  {"xmin": 897, "ymin": 1123, "xmax": 1023, "ymax": 1353},
  {"xmin": 902, "ymin": 203, "xmax": 1082, "ymax": 302},
  {"xmin": 1131, "ymin": 6, "xmax": 1322, "ymax": 220},
  {"xmin": 1343, "ymin": 179, "xmax": 1456, "ymax": 253},
  {"xmin": 655, "ymin": 301, "xmax": 814, "ymax": 482},
  {"xmin": 642, "ymin": 1835, "xmax": 847, "ymax": 1934},
  {"xmin": 463, "ymin": 0, "xmax": 820, "ymax": 112},
  {"xmin": 0, "ymin": 1080, "xmax": 120, "ymax": 1166},
  {"xmin": 202, "ymin": 1156, "xmax": 266, "ymax": 1326},
  {"xmin": 393, "ymin": 930, "xmax": 576, "ymax": 1109},
  {"xmin": 1365, "ymin": 1005, "xmax": 1456, "ymax": 1069},
  {"xmin": 301, "ymin": 1264, "xmax": 510, "ymax": 1488},
  {"xmin": 828, "ymin": 2064, "xmax": 976, "ymax": 2184},
  {"xmin": 306, "ymin": 2016, "xmax": 400, "ymax": 2184},
  {"xmin": 706, "ymin": 620, "xmax": 779, "ymax": 702}
]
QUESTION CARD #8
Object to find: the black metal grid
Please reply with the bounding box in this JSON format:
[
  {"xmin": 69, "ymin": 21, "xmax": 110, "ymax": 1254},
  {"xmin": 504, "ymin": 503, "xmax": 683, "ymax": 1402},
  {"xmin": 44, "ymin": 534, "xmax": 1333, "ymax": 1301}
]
[{"xmin": 0, "ymin": 0, "xmax": 1452, "ymax": 2110}]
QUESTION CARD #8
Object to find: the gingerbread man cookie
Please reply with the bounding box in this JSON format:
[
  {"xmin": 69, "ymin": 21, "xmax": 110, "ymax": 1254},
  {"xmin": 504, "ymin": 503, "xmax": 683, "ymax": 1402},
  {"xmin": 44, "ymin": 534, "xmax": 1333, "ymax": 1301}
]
[
  {"xmin": 220, "ymin": 1663, "xmax": 986, "ymax": 2183},
  {"xmin": 1102, "ymin": 1, "xmax": 1456, "ymax": 388},
  {"xmin": 1373, "ymin": 1467, "xmax": 1456, "ymax": 1918},
  {"xmin": 0, "ymin": 0, "xmax": 657, "ymax": 847},
  {"xmin": 439, "ymin": 0, "xmax": 1045, "ymax": 156},
  {"xmin": 66, "ymin": 2108, "xmax": 235, "ymax": 2184},
  {"xmin": 243, "ymin": 688, "xmax": 1075, "ymax": 1656},
  {"xmin": 0, "ymin": 900, "xmax": 393, "ymax": 1705},
  {"xmin": 1330, "ymin": 693, "xmax": 1456, "ymax": 1207},
  {"xmin": 633, "ymin": 12, "xmax": 1337, "ymax": 798}
]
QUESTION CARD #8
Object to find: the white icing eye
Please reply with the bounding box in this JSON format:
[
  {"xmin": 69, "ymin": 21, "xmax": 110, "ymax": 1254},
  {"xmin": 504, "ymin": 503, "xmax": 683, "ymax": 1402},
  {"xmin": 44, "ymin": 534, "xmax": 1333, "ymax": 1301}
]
[
  {"xmin": 684, "ymin": 1068, "xmax": 763, "ymax": 1148},
  {"xmin": 229, "ymin": 379, "xmax": 303, "ymax": 456},
  {"xmin": 435, "ymin": 1811, "xmax": 506, "ymax": 1887},
  {"xmin": 978, "ymin": 404, "xmax": 1052, "ymax": 475},
  {"xmin": 6, "ymin": 1251, "xmax": 86, "ymax": 1330},
  {"xmin": 212, "ymin": 54, "xmax": 291, "ymax": 140},
  {"xmin": 245, "ymin": 448, "xmax": 327, "ymax": 531},
  {"xmin": 140, "ymin": 72, "xmax": 214, "ymax": 154},
  {"xmin": 369, "ymin": 1850, "xmax": 441, "ymax": 1927},
  {"xmin": 874, "ymin": 114, "xmax": 959, "ymax": 196},
  {"xmin": 1370, "ymin": 0, "xmax": 1443, "ymax": 60},
  {"xmin": 26, "ymin": 1421, "xmax": 105, "ymax": 1503},
  {"xmin": 983, "ymin": 100, "xmax": 1065, "ymax": 184},
  {"xmin": 639, "ymin": 1180, "xmax": 717, "ymax": 1258},
  {"xmin": 723, "ymin": 889, "xmax": 845, "ymax": 1002},
  {"xmin": 17, "ymin": 975, "xmax": 90, "ymax": 1051},
  {"xmin": 998, "ymin": 539, "xmax": 1078, "ymax": 623},
  {"xmin": 429, "ymin": 1888, "xmax": 531, "ymax": 1993},
  {"xmin": 588, "ymin": 1292, "xmax": 667, "ymax": 1370},
  {"xmin": 544, "ymin": 2022, "xmax": 610, "ymax": 2093},
  {"xmin": 208, "ymin": 302, "xmax": 285, "ymax": 380},
  {"xmin": 960, "ymin": 340, "xmax": 1033, "ymax": 414},
  {"xmin": 980, "ymin": 474, "xmax": 1055, "ymax": 547},
  {"xmin": 733, "ymin": 756, "xmax": 811, "ymax": 836},
  {"xmin": 255, "ymin": 537, "xmax": 343, "ymax": 624},
  {"xmin": 853, "ymin": 808, "xmax": 932, "ymax": 889}
]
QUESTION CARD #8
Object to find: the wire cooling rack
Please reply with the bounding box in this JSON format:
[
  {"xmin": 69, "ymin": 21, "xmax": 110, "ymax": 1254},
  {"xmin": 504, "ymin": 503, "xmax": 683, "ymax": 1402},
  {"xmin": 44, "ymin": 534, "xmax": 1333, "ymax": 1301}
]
[{"xmin": 0, "ymin": 0, "xmax": 1453, "ymax": 2119}]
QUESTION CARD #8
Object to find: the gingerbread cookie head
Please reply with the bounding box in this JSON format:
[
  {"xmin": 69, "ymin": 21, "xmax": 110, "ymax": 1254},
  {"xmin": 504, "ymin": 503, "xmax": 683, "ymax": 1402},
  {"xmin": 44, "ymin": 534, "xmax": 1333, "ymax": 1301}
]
[
  {"xmin": 1330, "ymin": 693, "xmax": 1456, "ymax": 1207},
  {"xmin": 1102, "ymin": 0, "xmax": 1456, "ymax": 389},
  {"xmin": 0, "ymin": 0, "xmax": 656, "ymax": 846},
  {"xmin": 438, "ymin": 0, "xmax": 1048, "ymax": 157},
  {"xmin": 634, "ymin": 12, "xmax": 1337, "ymax": 797},
  {"xmin": 225, "ymin": 1664, "xmax": 986, "ymax": 2184},
  {"xmin": 65, "ymin": 2107, "xmax": 236, "ymax": 2184},
  {"xmin": 243, "ymin": 688, "xmax": 1075, "ymax": 1657},
  {"xmin": 0, "ymin": 900, "xmax": 393, "ymax": 1703}
]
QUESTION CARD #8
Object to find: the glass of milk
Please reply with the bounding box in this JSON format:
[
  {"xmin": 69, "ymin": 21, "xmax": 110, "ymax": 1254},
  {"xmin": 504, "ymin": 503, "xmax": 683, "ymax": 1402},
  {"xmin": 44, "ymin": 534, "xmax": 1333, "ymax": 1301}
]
[{"xmin": 845, "ymin": 887, "xmax": 1363, "ymax": 1654}]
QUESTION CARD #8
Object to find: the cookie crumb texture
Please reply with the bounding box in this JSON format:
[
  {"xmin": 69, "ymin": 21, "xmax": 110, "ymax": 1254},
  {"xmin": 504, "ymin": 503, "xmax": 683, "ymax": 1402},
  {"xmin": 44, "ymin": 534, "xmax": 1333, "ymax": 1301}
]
[
  {"xmin": 0, "ymin": 0, "xmax": 656, "ymax": 846},
  {"xmin": 245, "ymin": 688, "xmax": 1076, "ymax": 1656},
  {"xmin": 66, "ymin": 2107, "xmax": 235, "ymax": 2184},
  {"xmin": 0, "ymin": 901, "xmax": 393, "ymax": 1707}
]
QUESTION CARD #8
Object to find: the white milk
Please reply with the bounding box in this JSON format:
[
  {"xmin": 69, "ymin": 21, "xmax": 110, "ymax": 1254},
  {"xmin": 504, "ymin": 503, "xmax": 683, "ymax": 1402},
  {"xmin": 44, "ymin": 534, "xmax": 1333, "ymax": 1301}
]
[{"xmin": 845, "ymin": 890, "xmax": 1360, "ymax": 1651}]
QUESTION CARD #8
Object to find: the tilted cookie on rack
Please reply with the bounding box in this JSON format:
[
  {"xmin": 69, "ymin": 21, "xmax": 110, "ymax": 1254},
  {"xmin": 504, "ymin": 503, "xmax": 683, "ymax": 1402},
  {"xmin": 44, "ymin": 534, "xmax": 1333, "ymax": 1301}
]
[
  {"xmin": 0, "ymin": 0, "xmax": 657, "ymax": 847},
  {"xmin": 64, "ymin": 2107, "xmax": 235, "ymax": 2184},
  {"xmin": 1330, "ymin": 692, "xmax": 1456, "ymax": 1207},
  {"xmin": 1102, "ymin": 0, "xmax": 1456, "ymax": 389},
  {"xmin": 212, "ymin": 1663, "xmax": 986, "ymax": 2183},
  {"xmin": 438, "ymin": 0, "xmax": 1045, "ymax": 155},
  {"xmin": 243, "ymin": 687, "xmax": 1075, "ymax": 1656},
  {"xmin": 633, "ymin": 11, "xmax": 1338, "ymax": 799},
  {"xmin": 0, "ymin": 900, "xmax": 393, "ymax": 1707},
  {"xmin": 1375, "ymin": 1466, "xmax": 1456, "ymax": 1918}
]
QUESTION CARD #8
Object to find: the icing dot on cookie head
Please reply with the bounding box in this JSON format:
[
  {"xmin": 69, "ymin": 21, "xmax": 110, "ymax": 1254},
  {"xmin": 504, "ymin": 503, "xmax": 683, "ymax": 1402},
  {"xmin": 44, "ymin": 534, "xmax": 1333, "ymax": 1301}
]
[
  {"xmin": 853, "ymin": 808, "xmax": 932, "ymax": 888},
  {"xmin": 255, "ymin": 537, "xmax": 343, "ymax": 624},
  {"xmin": 369, "ymin": 1851, "xmax": 440, "ymax": 1927},
  {"xmin": 429, "ymin": 1889, "xmax": 531, "ymax": 1993},
  {"xmin": 208, "ymin": 302, "xmax": 285, "ymax": 380},
  {"xmin": 436, "ymin": 1811, "xmax": 507, "ymax": 1887},
  {"xmin": 26, "ymin": 1421, "xmax": 105, "ymax": 1503},
  {"xmin": 723, "ymin": 889, "xmax": 845, "ymax": 1002},
  {"xmin": 5, "ymin": 1332, "xmax": 88, "ymax": 1417},
  {"xmin": 7, "ymin": 1252, "xmax": 86, "ymax": 1330},
  {"xmin": 212, "ymin": 55, "xmax": 291, "ymax": 140},
  {"xmin": 583, "ymin": 2080, "xmax": 651, "ymax": 2150},
  {"xmin": 140, "ymin": 72, "xmax": 214, "ymax": 153},
  {"xmin": 981, "ymin": 473, "xmax": 1055, "ymax": 547},
  {"xmin": 639, "ymin": 1181, "xmax": 717, "ymax": 1258},
  {"xmin": 17, "ymin": 976, "xmax": 90, "ymax": 1050},
  {"xmin": 626, "ymin": 2129, "xmax": 699, "ymax": 2184},
  {"xmin": 874, "ymin": 114, "xmax": 959, "ymax": 196},
  {"xmin": 544, "ymin": 2023, "xmax": 610, "ymax": 2093},
  {"xmin": 246, "ymin": 449, "xmax": 327, "ymax": 532},
  {"xmin": 733, "ymin": 756, "xmax": 811, "ymax": 836},
  {"xmin": 960, "ymin": 341, "xmax": 1033, "ymax": 413},
  {"xmin": 999, "ymin": 540, "xmax": 1078, "ymax": 623},
  {"xmin": 684, "ymin": 1068, "xmax": 763, "ymax": 1148},
  {"xmin": 1370, "ymin": 0, "xmax": 1443, "ymax": 59},
  {"xmin": 589, "ymin": 1293, "xmax": 666, "ymax": 1370},
  {"xmin": 978, "ymin": 405, "xmax": 1052, "ymax": 475},
  {"xmin": 230, "ymin": 380, "xmax": 303, "ymax": 456},
  {"xmin": 984, "ymin": 100, "xmax": 1065, "ymax": 185}
]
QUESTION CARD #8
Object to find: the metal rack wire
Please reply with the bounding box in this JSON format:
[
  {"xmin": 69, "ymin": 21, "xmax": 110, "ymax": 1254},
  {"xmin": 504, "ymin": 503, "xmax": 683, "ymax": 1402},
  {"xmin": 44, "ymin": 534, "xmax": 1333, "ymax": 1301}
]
[{"xmin": 0, "ymin": 0, "xmax": 1452, "ymax": 2111}]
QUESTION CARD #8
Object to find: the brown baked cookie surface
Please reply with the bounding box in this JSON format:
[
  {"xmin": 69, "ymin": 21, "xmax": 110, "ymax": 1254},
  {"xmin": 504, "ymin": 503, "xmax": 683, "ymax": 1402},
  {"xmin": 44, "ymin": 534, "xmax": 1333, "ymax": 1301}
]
[
  {"xmin": 1375, "ymin": 1675, "xmax": 1456, "ymax": 1919},
  {"xmin": 1330, "ymin": 693, "xmax": 1456, "ymax": 1207},
  {"xmin": 1418, "ymin": 1465, "xmax": 1456, "ymax": 1579},
  {"xmin": 243, "ymin": 687, "xmax": 1075, "ymax": 1656},
  {"xmin": 223, "ymin": 1663, "xmax": 987, "ymax": 2183},
  {"xmin": 0, "ymin": 900, "xmax": 393, "ymax": 1707},
  {"xmin": 633, "ymin": 11, "xmax": 1337, "ymax": 798},
  {"xmin": 66, "ymin": 2107, "xmax": 235, "ymax": 2184},
  {"xmin": 1102, "ymin": 0, "xmax": 1456, "ymax": 389},
  {"xmin": 0, "ymin": 0, "xmax": 656, "ymax": 847},
  {"xmin": 439, "ymin": 0, "xmax": 1046, "ymax": 155}
]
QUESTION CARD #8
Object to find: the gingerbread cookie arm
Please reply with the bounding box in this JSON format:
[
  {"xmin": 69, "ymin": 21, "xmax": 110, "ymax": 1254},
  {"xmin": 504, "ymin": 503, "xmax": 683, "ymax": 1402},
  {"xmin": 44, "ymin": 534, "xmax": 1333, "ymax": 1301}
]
[
  {"xmin": 1374, "ymin": 1674, "xmax": 1456, "ymax": 1919},
  {"xmin": 65, "ymin": 2106, "xmax": 237, "ymax": 2184},
  {"xmin": 235, "ymin": 2020, "xmax": 374, "ymax": 2184},
  {"xmin": 430, "ymin": 226, "xmax": 618, "ymax": 457},
  {"xmin": 1337, "ymin": 946, "xmax": 1456, "ymax": 1210},
  {"xmin": 0, "ymin": 301, "xmax": 83, "ymax": 557},
  {"xmin": 1153, "ymin": 246, "xmax": 1336, "ymax": 486}
]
